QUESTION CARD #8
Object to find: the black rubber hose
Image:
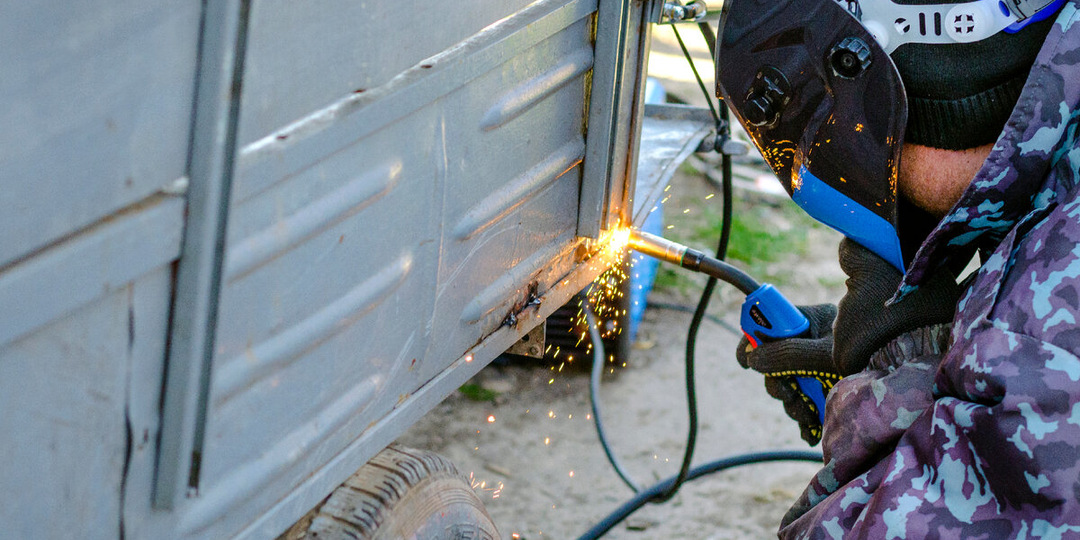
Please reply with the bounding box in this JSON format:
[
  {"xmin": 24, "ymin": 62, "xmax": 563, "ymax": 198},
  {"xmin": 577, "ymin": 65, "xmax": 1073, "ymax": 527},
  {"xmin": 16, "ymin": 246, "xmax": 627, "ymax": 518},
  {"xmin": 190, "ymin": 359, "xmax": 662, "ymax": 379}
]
[
  {"xmin": 650, "ymin": 69, "xmax": 736, "ymax": 505},
  {"xmin": 671, "ymin": 24, "xmax": 719, "ymax": 125},
  {"xmin": 698, "ymin": 21, "xmax": 716, "ymax": 58},
  {"xmin": 576, "ymin": 450, "xmax": 823, "ymax": 540},
  {"xmin": 693, "ymin": 254, "xmax": 759, "ymax": 295},
  {"xmin": 586, "ymin": 305, "xmax": 642, "ymax": 493}
]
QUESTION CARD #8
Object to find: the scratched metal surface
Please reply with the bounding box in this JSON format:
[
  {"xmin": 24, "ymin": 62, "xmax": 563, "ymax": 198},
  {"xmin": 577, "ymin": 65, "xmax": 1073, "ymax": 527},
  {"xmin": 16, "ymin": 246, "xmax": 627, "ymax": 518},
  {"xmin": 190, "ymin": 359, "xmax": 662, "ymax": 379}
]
[
  {"xmin": 0, "ymin": 229, "xmax": 180, "ymax": 539},
  {"xmin": 235, "ymin": 0, "xmax": 538, "ymax": 147}
]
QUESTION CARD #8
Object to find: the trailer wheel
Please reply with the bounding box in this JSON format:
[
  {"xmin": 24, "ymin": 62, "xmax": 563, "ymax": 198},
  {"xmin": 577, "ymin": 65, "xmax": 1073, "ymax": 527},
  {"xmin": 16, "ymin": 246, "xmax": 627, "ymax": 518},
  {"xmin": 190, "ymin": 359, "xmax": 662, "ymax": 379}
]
[{"xmin": 281, "ymin": 444, "xmax": 501, "ymax": 540}]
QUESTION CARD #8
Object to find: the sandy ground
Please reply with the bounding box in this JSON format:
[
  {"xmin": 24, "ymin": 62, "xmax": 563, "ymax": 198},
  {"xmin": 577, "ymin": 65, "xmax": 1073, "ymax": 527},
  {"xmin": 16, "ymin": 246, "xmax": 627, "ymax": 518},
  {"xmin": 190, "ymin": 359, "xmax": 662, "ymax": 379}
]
[{"xmin": 397, "ymin": 24, "xmax": 848, "ymax": 540}]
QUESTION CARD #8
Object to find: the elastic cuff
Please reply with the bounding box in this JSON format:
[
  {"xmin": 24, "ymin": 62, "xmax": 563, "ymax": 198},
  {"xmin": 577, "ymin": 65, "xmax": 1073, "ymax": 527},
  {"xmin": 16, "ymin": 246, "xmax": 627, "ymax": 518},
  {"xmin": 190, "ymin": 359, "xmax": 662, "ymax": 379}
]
[{"xmin": 868, "ymin": 323, "xmax": 953, "ymax": 370}]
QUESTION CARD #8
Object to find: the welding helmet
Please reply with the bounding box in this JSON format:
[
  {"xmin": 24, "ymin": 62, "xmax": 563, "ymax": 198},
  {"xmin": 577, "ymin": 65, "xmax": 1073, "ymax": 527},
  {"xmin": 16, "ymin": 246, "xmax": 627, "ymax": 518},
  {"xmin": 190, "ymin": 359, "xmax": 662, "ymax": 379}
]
[{"xmin": 715, "ymin": 0, "xmax": 1062, "ymax": 271}]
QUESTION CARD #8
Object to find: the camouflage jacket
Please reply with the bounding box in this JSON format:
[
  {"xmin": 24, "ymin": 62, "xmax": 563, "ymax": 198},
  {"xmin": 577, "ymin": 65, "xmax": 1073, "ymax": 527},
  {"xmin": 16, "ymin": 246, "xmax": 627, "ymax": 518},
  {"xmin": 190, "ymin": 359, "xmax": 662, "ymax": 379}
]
[{"xmin": 782, "ymin": 4, "xmax": 1080, "ymax": 538}]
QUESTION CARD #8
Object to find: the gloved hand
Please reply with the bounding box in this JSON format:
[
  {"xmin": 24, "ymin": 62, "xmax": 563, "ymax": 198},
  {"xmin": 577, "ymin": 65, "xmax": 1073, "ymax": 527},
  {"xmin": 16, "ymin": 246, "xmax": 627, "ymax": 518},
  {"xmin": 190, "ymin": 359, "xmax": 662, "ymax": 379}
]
[
  {"xmin": 831, "ymin": 238, "xmax": 962, "ymax": 375},
  {"xmin": 736, "ymin": 238, "xmax": 964, "ymax": 445},
  {"xmin": 736, "ymin": 303, "xmax": 839, "ymax": 445}
]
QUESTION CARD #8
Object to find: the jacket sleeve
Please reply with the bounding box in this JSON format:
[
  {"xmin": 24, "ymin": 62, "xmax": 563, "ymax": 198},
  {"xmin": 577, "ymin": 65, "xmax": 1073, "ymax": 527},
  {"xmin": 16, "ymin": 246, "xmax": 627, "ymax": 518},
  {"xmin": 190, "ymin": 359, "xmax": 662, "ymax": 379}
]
[{"xmin": 781, "ymin": 200, "xmax": 1080, "ymax": 539}]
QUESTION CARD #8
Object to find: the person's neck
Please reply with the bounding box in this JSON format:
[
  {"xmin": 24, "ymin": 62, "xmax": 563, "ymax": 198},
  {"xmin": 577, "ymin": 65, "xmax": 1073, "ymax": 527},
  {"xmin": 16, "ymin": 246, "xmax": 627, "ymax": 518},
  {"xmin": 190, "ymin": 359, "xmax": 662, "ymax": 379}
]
[{"xmin": 898, "ymin": 142, "xmax": 995, "ymax": 217}]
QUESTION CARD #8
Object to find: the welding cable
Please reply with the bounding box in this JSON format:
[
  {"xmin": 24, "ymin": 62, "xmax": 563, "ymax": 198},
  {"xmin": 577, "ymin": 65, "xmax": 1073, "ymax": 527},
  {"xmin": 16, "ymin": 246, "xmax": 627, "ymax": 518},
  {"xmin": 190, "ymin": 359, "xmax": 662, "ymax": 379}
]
[
  {"xmin": 574, "ymin": 449, "xmax": 823, "ymax": 540},
  {"xmin": 670, "ymin": 24, "xmax": 720, "ymax": 125},
  {"xmin": 698, "ymin": 20, "xmax": 716, "ymax": 58},
  {"xmin": 585, "ymin": 304, "xmax": 642, "ymax": 494},
  {"xmin": 649, "ymin": 41, "xmax": 735, "ymax": 503},
  {"xmin": 648, "ymin": 18, "xmax": 738, "ymax": 504}
]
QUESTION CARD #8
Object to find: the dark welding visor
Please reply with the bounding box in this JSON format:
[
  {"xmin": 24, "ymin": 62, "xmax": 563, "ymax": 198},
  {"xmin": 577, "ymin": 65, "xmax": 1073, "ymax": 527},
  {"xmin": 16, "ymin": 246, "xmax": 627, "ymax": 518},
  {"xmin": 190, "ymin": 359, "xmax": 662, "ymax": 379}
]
[{"xmin": 715, "ymin": 0, "xmax": 908, "ymax": 271}]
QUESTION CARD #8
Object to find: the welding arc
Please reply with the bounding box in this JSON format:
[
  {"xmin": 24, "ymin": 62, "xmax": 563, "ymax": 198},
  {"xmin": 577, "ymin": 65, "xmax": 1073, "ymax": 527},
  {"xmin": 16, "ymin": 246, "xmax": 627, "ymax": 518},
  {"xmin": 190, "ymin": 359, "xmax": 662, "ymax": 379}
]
[
  {"xmin": 585, "ymin": 304, "xmax": 642, "ymax": 494},
  {"xmin": 574, "ymin": 450, "xmax": 824, "ymax": 540},
  {"xmin": 581, "ymin": 21, "xmax": 808, "ymax": 538}
]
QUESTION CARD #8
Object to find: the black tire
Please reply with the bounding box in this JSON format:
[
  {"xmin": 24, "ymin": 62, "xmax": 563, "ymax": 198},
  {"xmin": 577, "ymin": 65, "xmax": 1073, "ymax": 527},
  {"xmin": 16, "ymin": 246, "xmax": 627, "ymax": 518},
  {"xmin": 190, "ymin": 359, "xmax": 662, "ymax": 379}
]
[{"xmin": 282, "ymin": 444, "xmax": 501, "ymax": 540}]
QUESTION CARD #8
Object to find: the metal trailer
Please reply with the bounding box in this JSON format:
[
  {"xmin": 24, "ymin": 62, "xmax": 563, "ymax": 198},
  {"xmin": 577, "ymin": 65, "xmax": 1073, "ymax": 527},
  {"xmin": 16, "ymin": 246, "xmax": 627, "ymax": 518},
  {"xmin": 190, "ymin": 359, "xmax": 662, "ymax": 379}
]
[{"xmin": 0, "ymin": 0, "xmax": 712, "ymax": 538}]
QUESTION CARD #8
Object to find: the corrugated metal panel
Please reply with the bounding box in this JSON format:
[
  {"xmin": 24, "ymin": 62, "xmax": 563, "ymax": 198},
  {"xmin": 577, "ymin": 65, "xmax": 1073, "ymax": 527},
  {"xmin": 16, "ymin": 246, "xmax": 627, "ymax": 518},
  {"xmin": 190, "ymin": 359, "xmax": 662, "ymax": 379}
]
[
  {"xmin": 235, "ymin": 0, "xmax": 538, "ymax": 146},
  {"xmin": 179, "ymin": 1, "xmax": 602, "ymax": 536}
]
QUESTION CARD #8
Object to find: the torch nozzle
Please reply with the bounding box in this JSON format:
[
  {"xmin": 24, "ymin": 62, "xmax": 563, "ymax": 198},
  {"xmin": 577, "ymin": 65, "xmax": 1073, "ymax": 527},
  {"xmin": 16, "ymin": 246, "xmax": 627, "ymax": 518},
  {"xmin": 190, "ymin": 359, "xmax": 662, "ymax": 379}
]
[
  {"xmin": 627, "ymin": 230, "xmax": 689, "ymax": 266},
  {"xmin": 627, "ymin": 229, "xmax": 760, "ymax": 295}
]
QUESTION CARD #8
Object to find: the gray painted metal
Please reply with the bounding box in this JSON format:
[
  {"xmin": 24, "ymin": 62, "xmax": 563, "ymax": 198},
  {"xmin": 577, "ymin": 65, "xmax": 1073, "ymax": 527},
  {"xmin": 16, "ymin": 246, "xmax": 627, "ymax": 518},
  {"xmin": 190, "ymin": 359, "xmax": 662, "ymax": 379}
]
[
  {"xmin": 0, "ymin": 196, "xmax": 184, "ymax": 349},
  {"xmin": 235, "ymin": 0, "xmax": 538, "ymax": 147},
  {"xmin": 0, "ymin": 0, "xmax": 196, "ymax": 535},
  {"xmin": 155, "ymin": 0, "xmax": 251, "ymax": 510},
  {"xmin": 579, "ymin": 0, "xmax": 655, "ymax": 237},
  {"xmin": 578, "ymin": 0, "xmax": 631, "ymax": 239},
  {"xmin": 612, "ymin": 7, "xmax": 657, "ymax": 231},
  {"xmin": 634, "ymin": 109, "xmax": 714, "ymax": 226},
  {"xmin": 0, "ymin": 1, "xmax": 199, "ymax": 270},
  {"xmin": 0, "ymin": 270, "xmax": 174, "ymax": 539},
  {"xmin": 0, "ymin": 1, "xmax": 707, "ymax": 538}
]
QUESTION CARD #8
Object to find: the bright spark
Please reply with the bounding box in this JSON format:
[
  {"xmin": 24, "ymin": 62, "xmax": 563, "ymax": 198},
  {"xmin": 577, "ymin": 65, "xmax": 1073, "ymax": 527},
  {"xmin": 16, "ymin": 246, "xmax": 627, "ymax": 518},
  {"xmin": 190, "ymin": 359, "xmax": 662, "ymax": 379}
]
[{"xmin": 607, "ymin": 227, "xmax": 632, "ymax": 253}]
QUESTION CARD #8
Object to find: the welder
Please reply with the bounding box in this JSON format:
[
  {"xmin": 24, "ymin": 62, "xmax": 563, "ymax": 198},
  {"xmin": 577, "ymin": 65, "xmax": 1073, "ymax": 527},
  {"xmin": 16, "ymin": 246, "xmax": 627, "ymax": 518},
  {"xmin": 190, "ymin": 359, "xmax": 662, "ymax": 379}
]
[{"xmin": 715, "ymin": 0, "xmax": 1080, "ymax": 535}]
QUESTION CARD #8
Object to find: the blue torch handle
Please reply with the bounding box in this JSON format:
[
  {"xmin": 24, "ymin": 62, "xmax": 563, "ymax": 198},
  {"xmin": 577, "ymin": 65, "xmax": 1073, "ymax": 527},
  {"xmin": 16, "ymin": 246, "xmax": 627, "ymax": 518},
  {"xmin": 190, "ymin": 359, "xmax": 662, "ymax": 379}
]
[
  {"xmin": 740, "ymin": 284, "xmax": 826, "ymax": 424},
  {"xmin": 794, "ymin": 377, "xmax": 827, "ymax": 424}
]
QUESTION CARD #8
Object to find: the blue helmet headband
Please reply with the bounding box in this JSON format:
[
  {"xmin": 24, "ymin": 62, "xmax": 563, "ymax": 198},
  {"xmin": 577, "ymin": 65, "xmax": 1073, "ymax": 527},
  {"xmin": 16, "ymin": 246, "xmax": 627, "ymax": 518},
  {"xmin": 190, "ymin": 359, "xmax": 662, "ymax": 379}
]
[
  {"xmin": 842, "ymin": 0, "xmax": 1064, "ymax": 53},
  {"xmin": 715, "ymin": 0, "xmax": 1062, "ymax": 272}
]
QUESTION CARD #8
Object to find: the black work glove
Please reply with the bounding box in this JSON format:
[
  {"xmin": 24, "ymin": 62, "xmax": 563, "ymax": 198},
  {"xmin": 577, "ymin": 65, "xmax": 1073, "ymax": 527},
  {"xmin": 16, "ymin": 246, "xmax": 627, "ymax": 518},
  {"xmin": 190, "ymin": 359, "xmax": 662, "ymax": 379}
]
[
  {"xmin": 736, "ymin": 304, "xmax": 840, "ymax": 446},
  {"xmin": 831, "ymin": 238, "xmax": 962, "ymax": 375},
  {"xmin": 736, "ymin": 238, "xmax": 963, "ymax": 446}
]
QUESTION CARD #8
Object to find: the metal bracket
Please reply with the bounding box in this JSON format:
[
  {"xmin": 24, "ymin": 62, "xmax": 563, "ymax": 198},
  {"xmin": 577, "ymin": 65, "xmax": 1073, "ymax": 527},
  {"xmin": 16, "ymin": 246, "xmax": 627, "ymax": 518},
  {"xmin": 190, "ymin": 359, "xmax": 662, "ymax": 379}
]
[
  {"xmin": 506, "ymin": 322, "xmax": 546, "ymax": 358},
  {"xmin": 696, "ymin": 133, "xmax": 750, "ymax": 156},
  {"xmin": 643, "ymin": 103, "xmax": 749, "ymax": 155},
  {"xmin": 650, "ymin": 0, "xmax": 707, "ymax": 24},
  {"xmin": 154, "ymin": 0, "xmax": 251, "ymax": 510}
]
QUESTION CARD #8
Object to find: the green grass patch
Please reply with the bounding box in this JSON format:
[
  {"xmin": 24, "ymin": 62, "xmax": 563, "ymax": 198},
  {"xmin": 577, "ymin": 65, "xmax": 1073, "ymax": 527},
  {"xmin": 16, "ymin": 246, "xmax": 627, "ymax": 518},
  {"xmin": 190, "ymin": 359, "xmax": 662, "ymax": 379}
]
[
  {"xmin": 690, "ymin": 201, "xmax": 816, "ymax": 281},
  {"xmin": 458, "ymin": 383, "xmax": 500, "ymax": 402},
  {"xmin": 652, "ymin": 266, "xmax": 695, "ymax": 296}
]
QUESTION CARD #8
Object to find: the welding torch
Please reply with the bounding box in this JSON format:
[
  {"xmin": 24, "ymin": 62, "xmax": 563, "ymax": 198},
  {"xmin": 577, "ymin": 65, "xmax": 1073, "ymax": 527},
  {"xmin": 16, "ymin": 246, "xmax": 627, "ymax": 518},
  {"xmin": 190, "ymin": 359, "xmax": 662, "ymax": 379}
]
[{"xmin": 627, "ymin": 230, "xmax": 828, "ymax": 423}]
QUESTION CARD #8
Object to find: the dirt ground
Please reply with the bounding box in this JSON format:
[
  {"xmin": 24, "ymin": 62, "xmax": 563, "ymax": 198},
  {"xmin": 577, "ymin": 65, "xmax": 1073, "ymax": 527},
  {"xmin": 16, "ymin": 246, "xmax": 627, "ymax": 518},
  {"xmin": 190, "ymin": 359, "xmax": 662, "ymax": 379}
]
[{"xmin": 397, "ymin": 24, "xmax": 849, "ymax": 540}]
